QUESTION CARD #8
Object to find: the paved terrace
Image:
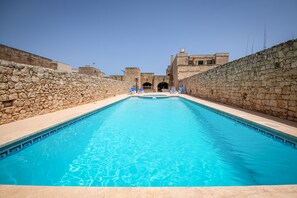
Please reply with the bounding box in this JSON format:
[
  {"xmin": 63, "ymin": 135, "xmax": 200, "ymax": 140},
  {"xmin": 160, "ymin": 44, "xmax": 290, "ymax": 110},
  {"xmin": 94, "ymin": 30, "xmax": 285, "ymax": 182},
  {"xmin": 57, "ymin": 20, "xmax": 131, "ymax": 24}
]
[{"xmin": 0, "ymin": 93, "xmax": 297, "ymax": 197}]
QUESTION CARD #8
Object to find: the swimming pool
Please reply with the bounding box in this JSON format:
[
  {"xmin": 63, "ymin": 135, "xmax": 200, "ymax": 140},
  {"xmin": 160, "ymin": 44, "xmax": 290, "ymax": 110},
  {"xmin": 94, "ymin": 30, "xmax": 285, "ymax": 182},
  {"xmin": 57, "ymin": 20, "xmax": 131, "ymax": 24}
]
[
  {"xmin": 0, "ymin": 97, "xmax": 297, "ymax": 186},
  {"xmin": 139, "ymin": 94, "xmax": 169, "ymax": 99}
]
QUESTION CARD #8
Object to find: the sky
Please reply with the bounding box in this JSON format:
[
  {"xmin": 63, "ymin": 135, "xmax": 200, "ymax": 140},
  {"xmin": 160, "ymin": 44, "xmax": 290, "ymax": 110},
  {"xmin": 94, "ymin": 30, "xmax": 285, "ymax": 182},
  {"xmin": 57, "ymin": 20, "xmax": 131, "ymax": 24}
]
[{"xmin": 0, "ymin": 0, "xmax": 297, "ymax": 75}]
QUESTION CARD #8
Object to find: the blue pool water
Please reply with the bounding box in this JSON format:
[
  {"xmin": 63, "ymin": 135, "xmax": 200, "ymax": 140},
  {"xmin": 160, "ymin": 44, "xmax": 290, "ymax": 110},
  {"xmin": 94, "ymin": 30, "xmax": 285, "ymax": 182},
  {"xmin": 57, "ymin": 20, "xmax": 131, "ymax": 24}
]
[{"xmin": 0, "ymin": 97, "xmax": 297, "ymax": 186}]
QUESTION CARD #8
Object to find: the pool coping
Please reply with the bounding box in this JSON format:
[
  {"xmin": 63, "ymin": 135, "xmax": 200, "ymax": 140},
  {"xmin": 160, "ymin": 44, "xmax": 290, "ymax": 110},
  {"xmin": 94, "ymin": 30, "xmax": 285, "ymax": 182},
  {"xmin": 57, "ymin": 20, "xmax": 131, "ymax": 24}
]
[{"xmin": 1, "ymin": 93, "xmax": 297, "ymax": 197}]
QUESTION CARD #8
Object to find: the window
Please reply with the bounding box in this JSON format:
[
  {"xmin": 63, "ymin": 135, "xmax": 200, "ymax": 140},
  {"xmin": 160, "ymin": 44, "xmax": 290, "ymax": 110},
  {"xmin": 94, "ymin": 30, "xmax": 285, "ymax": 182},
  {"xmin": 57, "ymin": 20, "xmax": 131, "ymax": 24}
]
[
  {"xmin": 198, "ymin": 60, "xmax": 204, "ymax": 65},
  {"xmin": 207, "ymin": 60, "xmax": 213, "ymax": 65},
  {"xmin": 188, "ymin": 60, "xmax": 193, "ymax": 65}
]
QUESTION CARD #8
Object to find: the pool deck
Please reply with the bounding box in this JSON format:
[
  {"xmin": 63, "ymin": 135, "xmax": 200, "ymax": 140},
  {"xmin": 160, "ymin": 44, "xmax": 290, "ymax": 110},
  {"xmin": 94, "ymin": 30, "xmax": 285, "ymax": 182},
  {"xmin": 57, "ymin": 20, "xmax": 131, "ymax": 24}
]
[
  {"xmin": 1, "ymin": 185, "xmax": 297, "ymax": 198},
  {"xmin": 1, "ymin": 93, "xmax": 297, "ymax": 197}
]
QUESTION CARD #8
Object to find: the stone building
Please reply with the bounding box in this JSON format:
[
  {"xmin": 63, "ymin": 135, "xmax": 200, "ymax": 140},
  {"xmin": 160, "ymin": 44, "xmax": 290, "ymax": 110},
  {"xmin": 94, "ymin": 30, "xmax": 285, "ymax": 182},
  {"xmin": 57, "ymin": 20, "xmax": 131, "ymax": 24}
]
[
  {"xmin": 123, "ymin": 67, "xmax": 141, "ymax": 90},
  {"xmin": 0, "ymin": 44, "xmax": 54, "ymax": 69},
  {"xmin": 110, "ymin": 67, "xmax": 169, "ymax": 92},
  {"xmin": 0, "ymin": 44, "xmax": 73, "ymax": 72},
  {"xmin": 167, "ymin": 48, "xmax": 229, "ymax": 89},
  {"xmin": 51, "ymin": 61, "xmax": 72, "ymax": 72},
  {"xmin": 78, "ymin": 65, "xmax": 105, "ymax": 77}
]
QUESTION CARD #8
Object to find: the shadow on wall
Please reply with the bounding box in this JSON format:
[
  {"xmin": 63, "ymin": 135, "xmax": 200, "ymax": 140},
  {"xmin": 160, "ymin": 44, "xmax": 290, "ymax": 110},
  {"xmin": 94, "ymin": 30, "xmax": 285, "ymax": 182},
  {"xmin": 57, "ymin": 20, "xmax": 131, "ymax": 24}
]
[
  {"xmin": 179, "ymin": 39, "xmax": 297, "ymax": 122},
  {"xmin": 0, "ymin": 60, "xmax": 130, "ymax": 125}
]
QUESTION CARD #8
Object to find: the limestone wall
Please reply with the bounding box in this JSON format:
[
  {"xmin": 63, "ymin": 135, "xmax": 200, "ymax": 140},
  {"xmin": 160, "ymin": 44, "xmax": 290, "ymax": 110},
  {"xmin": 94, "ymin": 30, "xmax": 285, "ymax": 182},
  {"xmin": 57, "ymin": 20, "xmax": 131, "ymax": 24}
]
[
  {"xmin": 177, "ymin": 65, "xmax": 218, "ymax": 80},
  {"xmin": 172, "ymin": 65, "xmax": 218, "ymax": 89},
  {"xmin": 109, "ymin": 75, "xmax": 124, "ymax": 81},
  {"xmin": 123, "ymin": 67, "xmax": 141, "ymax": 89},
  {"xmin": 141, "ymin": 73, "xmax": 154, "ymax": 88},
  {"xmin": 78, "ymin": 65, "xmax": 105, "ymax": 77},
  {"xmin": 54, "ymin": 61, "xmax": 72, "ymax": 73},
  {"xmin": 153, "ymin": 75, "xmax": 169, "ymax": 91},
  {"xmin": 0, "ymin": 44, "xmax": 54, "ymax": 69},
  {"xmin": 0, "ymin": 60, "xmax": 130, "ymax": 125},
  {"xmin": 169, "ymin": 50, "xmax": 229, "ymax": 89},
  {"xmin": 179, "ymin": 40, "xmax": 297, "ymax": 121}
]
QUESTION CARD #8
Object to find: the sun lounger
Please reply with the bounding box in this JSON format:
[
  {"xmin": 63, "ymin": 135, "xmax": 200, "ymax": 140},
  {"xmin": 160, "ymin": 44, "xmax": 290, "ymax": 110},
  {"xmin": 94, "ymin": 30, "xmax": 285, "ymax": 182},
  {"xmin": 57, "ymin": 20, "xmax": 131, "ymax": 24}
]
[
  {"xmin": 170, "ymin": 87, "xmax": 177, "ymax": 94},
  {"xmin": 130, "ymin": 87, "xmax": 136, "ymax": 94},
  {"xmin": 178, "ymin": 87, "xmax": 184, "ymax": 94}
]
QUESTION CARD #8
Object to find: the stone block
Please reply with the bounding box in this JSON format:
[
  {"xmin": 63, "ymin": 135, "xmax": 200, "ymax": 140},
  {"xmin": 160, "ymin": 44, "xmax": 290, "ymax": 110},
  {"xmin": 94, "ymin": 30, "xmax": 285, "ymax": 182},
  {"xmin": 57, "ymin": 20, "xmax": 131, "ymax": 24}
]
[
  {"xmin": 15, "ymin": 82, "xmax": 23, "ymax": 90},
  {"xmin": 288, "ymin": 106, "xmax": 296, "ymax": 111},
  {"xmin": 15, "ymin": 100, "xmax": 24, "ymax": 107},
  {"xmin": 11, "ymin": 76, "xmax": 19, "ymax": 82},
  {"xmin": 5, "ymin": 107, "xmax": 14, "ymax": 114},
  {"xmin": 0, "ymin": 74, "xmax": 8, "ymax": 83},
  {"xmin": 32, "ymin": 76, "xmax": 40, "ymax": 83},
  {"xmin": 291, "ymin": 85, "xmax": 297, "ymax": 91},
  {"xmin": 18, "ymin": 92, "xmax": 27, "ymax": 99},
  {"xmin": 0, "ymin": 94, "xmax": 9, "ymax": 102},
  {"xmin": 289, "ymin": 94, "xmax": 297, "ymax": 100},
  {"xmin": 8, "ymin": 82, "xmax": 14, "ymax": 89},
  {"xmin": 277, "ymin": 100, "xmax": 288, "ymax": 109},
  {"xmin": 288, "ymin": 100, "xmax": 296, "ymax": 107},
  {"xmin": 0, "ymin": 83, "xmax": 8, "ymax": 89},
  {"xmin": 12, "ymin": 69, "xmax": 21, "ymax": 75},
  {"xmin": 24, "ymin": 77, "xmax": 31, "ymax": 83},
  {"xmin": 274, "ymin": 88, "xmax": 282, "ymax": 94},
  {"xmin": 28, "ymin": 91, "xmax": 36, "ymax": 98},
  {"xmin": 9, "ymin": 93, "xmax": 18, "ymax": 100},
  {"xmin": 20, "ymin": 68, "xmax": 30, "ymax": 75}
]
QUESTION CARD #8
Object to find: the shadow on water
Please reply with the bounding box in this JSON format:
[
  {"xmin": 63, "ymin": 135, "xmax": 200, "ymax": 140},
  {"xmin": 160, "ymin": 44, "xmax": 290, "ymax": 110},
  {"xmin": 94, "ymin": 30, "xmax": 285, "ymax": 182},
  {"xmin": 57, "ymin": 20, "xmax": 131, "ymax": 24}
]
[{"xmin": 181, "ymin": 99, "xmax": 259, "ymax": 185}]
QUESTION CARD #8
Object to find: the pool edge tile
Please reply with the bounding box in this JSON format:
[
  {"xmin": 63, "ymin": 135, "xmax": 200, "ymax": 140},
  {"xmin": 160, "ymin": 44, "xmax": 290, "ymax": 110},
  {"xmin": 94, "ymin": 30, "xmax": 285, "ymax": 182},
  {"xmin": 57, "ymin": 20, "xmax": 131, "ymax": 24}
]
[{"xmin": 0, "ymin": 94, "xmax": 130, "ymax": 149}]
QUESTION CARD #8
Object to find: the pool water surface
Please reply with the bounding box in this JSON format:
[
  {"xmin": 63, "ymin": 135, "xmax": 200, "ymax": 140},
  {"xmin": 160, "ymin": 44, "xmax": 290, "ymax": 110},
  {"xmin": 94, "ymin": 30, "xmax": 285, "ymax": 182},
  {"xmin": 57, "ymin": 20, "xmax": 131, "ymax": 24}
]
[{"xmin": 0, "ymin": 97, "xmax": 297, "ymax": 186}]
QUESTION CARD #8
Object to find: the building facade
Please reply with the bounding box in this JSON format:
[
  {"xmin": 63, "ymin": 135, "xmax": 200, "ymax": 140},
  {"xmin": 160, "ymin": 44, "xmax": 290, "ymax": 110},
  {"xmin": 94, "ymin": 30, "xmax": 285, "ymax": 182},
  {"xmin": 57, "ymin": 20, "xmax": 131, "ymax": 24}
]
[
  {"xmin": 167, "ymin": 48, "xmax": 229, "ymax": 89},
  {"xmin": 110, "ymin": 67, "xmax": 169, "ymax": 92},
  {"xmin": 1, "ymin": 44, "xmax": 229, "ymax": 92},
  {"xmin": 51, "ymin": 61, "xmax": 72, "ymax": 72},
  {"xmin": 0, "ymin": 44, "xmax": 55, "ymax": 69},
  {"xmin": 78, "ymin": 65, "xmax": 105, "ymax": 77},
  {"xmin": 0, "ymin": 44, "xmax": 74, "ymax": 73}
]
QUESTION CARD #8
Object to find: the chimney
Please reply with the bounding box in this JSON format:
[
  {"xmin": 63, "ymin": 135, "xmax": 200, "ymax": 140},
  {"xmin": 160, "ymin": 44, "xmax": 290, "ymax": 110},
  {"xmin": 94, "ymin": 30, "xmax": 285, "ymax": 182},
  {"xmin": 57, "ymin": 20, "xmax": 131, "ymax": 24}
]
[{"xmin": 170, "ymin": 55, "xmax": 174, "ymax": 65}]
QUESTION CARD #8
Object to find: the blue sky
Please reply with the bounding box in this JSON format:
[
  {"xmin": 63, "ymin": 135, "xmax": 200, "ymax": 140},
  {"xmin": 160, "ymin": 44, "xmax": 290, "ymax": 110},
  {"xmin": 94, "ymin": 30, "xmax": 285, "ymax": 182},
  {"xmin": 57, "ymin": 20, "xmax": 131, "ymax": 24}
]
[{"xmin": 1, "ymin": 0, "xmax": 297, "ymax": 75}]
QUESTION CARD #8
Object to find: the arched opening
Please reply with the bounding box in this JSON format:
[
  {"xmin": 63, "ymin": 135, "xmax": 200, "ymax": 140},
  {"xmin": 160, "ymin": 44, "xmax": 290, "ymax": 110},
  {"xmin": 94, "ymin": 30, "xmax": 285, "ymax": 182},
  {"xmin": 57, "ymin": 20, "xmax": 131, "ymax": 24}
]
[
  {"xmin": 157, "ymin": 82, "xmax": 169, "ymax": 92},
  {"xmin": 143, "ymin": 82, "xmax": 152, "ymax": 89}
]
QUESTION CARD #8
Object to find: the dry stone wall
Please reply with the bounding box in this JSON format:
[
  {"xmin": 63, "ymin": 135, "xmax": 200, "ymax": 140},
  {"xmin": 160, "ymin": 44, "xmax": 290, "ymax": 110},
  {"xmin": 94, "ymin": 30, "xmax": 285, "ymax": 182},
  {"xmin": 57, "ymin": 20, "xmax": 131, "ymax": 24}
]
[
  {"xmin": 177, "ymin": 65, "xmax": 218, "ymax": 80},
  {"xmin": 179, "ymin": 39, "xmax": 297, "ymax": 121},
  {"xmin": 0, "ymin": 60, "xmax": 130, "ymax": 125}
]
